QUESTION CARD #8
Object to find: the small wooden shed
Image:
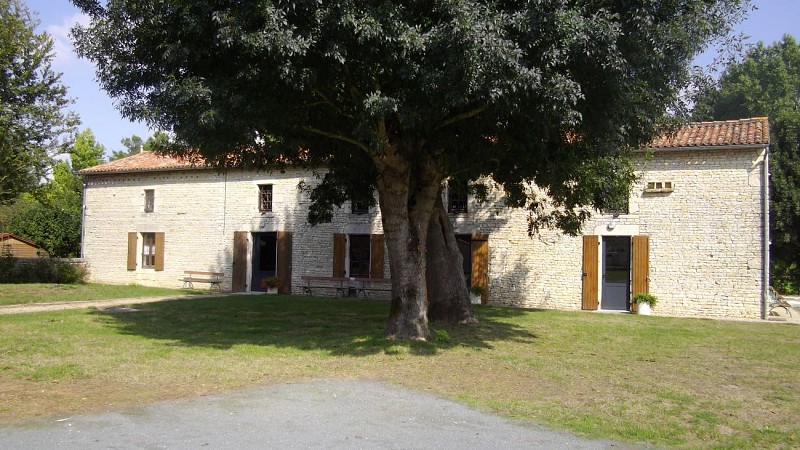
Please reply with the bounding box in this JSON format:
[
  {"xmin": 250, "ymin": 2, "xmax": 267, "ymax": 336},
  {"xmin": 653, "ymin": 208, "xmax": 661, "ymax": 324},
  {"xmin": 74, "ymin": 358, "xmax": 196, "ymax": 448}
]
[{"xmin": 0, "ymin": 233, "xmax": 47, "ymax": 258}]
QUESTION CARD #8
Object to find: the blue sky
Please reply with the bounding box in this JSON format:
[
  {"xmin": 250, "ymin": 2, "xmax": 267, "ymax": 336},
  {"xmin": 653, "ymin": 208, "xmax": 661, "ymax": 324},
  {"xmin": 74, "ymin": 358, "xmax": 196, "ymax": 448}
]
[{"xmin": 22, "ymin": 0, "xmax": 800, "ymax": 157}]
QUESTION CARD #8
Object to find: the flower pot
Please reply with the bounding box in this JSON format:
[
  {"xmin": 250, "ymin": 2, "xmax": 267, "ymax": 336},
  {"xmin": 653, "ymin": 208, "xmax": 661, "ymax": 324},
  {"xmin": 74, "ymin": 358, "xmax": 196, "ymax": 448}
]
[
  {"xmin": 265, "ymin": 287, "xmax": 278, "ymax": 295},
  {"xmin": 637, "ymin": 302, "xmax": 651, "ymax": 315},
  {"xmin": 469, "ymin": 293, "xmax": 482, "ymax": 305}
]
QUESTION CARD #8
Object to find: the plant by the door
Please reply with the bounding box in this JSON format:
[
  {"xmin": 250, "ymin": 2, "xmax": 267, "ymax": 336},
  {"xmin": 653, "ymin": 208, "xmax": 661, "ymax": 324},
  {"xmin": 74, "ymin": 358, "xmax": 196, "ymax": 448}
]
[
  {"xmin": 632, "ymin": 293, "xmax": 657, "ymax": 315},
  {"xmin": 260, "ymin": 277, "xmax": 281, "ymax": 294},
  {"xmin": 469, "ymin": 285, "xmax": 486, "ymax": 305}
]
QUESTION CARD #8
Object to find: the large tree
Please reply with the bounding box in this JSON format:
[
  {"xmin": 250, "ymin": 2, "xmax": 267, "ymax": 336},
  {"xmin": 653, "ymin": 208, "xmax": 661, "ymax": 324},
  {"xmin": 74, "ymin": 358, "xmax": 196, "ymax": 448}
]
[
  {"xmin": 0, "ymin": 0, "xmax": 79, "ymax": 204},
  {"xmin": 695, "ymin": 35, "xmax": 800, "ymax": 293},
  {"xmin": 109, "ymin": 131, "xmax": 170, "ymax": 161},
  {"xmin": 73, "ymin": 0, "xmax": 748, "ymax": 339}
]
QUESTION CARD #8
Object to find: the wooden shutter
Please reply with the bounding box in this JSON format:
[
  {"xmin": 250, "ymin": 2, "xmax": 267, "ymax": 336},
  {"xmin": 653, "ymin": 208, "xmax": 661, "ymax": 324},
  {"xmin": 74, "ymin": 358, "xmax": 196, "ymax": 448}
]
[
  {"xmin": 370, "ymin": 234, "xmax": 385, "ymax": 279},
  {"xmin": 471, "ymin": 233, "xmax": 489, "ymax": 303},
  {"xmin": 582, "ymin": 235, "xmax": 599, "ymax": 310},
  {"xmin": 232, "ymin": 231, "xmax": 248, "ymax": 292},
  {"xmin": 154, "ymin": 232, "xmax": 165, "ymax": 272},
  {"xmin": 333, "ymin": 233, "xmax": 346, "ymax": 277},
  {"xmin": 631, "ymin": 235, "xmax": 650, "ymax": 310},
  {"xmin": 127, "ymin": 232, "xmax": 137, "ymax": 271},
  {"xmin": 277, "ymin": 231, "xmax": 293, "ymax": 294}
]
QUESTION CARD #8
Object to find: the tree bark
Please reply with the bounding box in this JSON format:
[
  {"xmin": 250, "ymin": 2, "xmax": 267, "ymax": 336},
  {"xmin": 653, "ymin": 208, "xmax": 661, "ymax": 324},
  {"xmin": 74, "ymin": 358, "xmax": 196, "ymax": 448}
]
[
  {"xmin": 426, "ymin": 193, "xmax": 478, "ymax": 324},
  {"xmin": 375, "ymin": 150, "xmax": 442, "ymax": 340}
]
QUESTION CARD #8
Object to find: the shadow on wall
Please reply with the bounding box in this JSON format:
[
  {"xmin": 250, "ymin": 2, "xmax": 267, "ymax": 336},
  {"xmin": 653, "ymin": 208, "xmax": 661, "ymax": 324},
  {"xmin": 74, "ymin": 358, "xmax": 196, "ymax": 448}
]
[{"xmin": 95, "ymin": 295, "xmax": 537, "ymax": 356}]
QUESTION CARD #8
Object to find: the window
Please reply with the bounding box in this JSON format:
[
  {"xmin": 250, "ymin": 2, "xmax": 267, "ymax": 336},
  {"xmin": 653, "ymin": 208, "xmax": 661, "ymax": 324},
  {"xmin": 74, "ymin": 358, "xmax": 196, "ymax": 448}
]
[
  {"xmin": 144, "ymin": 189, "xmax": 154, "ymax": 213},
  {"xmin": 258, "ymin": 184, "xmax": 273, "ymax": 212},
  {"xmin": 351, "ymin": 198, "xmax": 369, "ymax": 215},
  {"xmin": 349, "ymin": 234, "xmax": 371, "ymax": 278},
  {"xmin": 142, "ymin": 233, "xmax": 156, "ymax": 268},
  {"xmin": 447, "ymin": 179, "xmax": 468, "ymax": 214}
]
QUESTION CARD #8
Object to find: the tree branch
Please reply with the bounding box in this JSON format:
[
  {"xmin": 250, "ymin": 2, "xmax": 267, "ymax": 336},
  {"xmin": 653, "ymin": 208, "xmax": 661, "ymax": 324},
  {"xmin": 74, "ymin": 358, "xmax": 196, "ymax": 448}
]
[
  {"xmin": 303, "ymin": 126, "xmax": 370, "ymax": 153},
  {"xmin": 434, "ymin": 104, "xmax": 489, "ymax": 131}
]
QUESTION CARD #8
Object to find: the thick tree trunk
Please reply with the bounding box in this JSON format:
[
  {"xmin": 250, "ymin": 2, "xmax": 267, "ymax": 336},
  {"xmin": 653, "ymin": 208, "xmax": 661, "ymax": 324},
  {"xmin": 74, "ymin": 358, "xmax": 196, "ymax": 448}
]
[
  {"xmin": 426, "ymin": 194, "xmax": 478, "ymax": 324},
  {"xmin": 375, "ymin": 151, "xmax": 441, "ymax": 340}
]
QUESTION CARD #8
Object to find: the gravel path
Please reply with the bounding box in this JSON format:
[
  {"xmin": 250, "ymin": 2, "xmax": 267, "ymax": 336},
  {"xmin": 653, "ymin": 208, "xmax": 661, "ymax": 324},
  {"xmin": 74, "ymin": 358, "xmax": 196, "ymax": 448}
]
[
  {"xmin": 0, "ymin": 379, "xmax": 641, "ymax": 449},
  {"xmin": 0, "ymin": 294, "xmax": 228, "ymax": 315}
]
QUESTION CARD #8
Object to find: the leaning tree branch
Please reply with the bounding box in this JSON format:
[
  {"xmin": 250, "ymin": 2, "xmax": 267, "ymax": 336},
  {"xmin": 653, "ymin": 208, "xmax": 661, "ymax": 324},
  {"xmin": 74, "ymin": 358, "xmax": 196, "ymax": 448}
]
[
  {"xmin": 303, "ymin": 126, "xmax": 370, "ymax": 153},
  {"xmin": 434, "ymin": 104, "xmax": 489, "ymax": 131}
]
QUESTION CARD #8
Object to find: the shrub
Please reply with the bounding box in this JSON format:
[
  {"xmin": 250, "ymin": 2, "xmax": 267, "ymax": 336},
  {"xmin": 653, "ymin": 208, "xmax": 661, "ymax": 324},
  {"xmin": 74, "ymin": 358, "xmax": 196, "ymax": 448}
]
[{"xmin": 0, "ymin": 257, "xmax": 87, "ymax": 284}]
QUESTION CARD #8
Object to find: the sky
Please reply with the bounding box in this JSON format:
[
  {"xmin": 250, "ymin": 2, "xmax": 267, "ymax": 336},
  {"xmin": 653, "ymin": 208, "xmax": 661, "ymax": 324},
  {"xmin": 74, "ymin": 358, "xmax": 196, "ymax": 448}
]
[{"xmin": 21, "ymin": 0, "xmax": 800, "ymax": 158}]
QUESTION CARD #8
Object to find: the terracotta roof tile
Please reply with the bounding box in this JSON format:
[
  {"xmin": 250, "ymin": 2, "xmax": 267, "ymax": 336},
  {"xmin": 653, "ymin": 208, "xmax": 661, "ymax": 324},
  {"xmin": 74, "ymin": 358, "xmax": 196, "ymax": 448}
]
[
  {"xmin": 80, "ymin": 118, "xmax": 770, "ymax": 175},
  {"xmin": 648, "ymin": 117, "xmax": 769, "ymax": 149},
  {"xmin": 79, "ymin": 151, "xmax": 203, "ymax": 174}
]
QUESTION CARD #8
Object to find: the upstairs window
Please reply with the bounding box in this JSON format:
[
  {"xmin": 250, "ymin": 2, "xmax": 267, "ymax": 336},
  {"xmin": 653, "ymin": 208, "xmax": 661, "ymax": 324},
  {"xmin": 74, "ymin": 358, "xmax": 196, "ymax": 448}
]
[
  {"xmin": 447, "ymin": 179, "xmax": 468, "ymax": 214},
  {"xmin": 351, "ymin": 198, "xmax": 369, "ymax": 215},
  {"xmin": 258, "ymin": 184, "xmax": 273, "ymax": 213},
  {"xmin": 144, "ymin": 189, "xmax": 154, "ymax": 213}
]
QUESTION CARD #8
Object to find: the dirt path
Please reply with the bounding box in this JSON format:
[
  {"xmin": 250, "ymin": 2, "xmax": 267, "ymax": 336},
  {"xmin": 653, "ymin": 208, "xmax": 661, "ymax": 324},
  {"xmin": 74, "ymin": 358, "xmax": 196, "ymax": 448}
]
[{"xmin": 0, "ymin": 294, "xmax": 230, "ymax": 315}]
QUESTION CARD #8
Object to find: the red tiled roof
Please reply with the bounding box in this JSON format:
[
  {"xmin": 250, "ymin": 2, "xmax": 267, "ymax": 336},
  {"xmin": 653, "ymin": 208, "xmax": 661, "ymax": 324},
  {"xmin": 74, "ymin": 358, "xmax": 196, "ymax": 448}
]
[
  {"xmin": 79, "ymin": 151, "xmax": 203, "ymax": 174},
  {"xmin": 648, "ymin": 117, "xmax": 769, "ymax": 149},
  {"xmin": 80, "ymin": 118, "xmax": 770, "ymax": 175}
]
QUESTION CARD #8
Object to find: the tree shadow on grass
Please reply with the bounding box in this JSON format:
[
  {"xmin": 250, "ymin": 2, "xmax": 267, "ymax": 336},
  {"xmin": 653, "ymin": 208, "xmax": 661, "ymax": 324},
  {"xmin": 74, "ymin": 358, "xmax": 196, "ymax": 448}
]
[{"xmin": 92, "ymin": 295, "xmax": 540, "ymax": 357}]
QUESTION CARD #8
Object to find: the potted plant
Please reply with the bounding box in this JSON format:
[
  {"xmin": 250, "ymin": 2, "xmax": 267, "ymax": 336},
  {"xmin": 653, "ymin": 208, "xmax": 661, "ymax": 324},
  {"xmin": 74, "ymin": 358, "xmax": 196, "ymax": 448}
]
[
  {"xmin": 260, "ymin": 277, "xmax": 281, "ymax": 294},
  {"xmin": 469, "ymin": 285, "xmax": 486, "ymax": 305},
  {"xmin": 632, "ymin": 292, "xmax": 657, "ymax": 315}
]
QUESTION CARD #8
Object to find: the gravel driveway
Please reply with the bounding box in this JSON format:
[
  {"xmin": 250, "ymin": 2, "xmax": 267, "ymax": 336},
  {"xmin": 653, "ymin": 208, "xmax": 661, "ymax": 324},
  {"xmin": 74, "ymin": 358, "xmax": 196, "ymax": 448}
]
[{"xmin": 1, "ymin": 379, "xmax": 640, "ymax": 449}]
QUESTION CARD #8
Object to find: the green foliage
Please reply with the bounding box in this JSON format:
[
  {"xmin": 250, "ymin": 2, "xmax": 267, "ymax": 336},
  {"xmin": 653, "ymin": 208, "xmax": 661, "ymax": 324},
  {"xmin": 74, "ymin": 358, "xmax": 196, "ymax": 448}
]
[
  {"xmin": 109, "ymin": 131, "xmax": 171, "ymax": 161},
  {"xmin": 0, "ymin": 255, "xmax": 87, "ymax": 284},
  {"xmin": 70, "ymin": 128, "xmax": 105, "ymax": 171},
  {"xmin": 632, "ymin": 292, "xmax": 658, "ymax": 307},
  {"xmin": 4, "ymin": 195, "xmax": 81, "ymax": 257},
  {"xmin": 694, "ymin": 36, "xmax": 800, "ymax": 293},
  {"xmin": 71, "ymin": 0, "xmax": 750, "ymax": 234},
  {"xmin": 0, "ymin": 0, "xmax": 79, "ymax": 204}
]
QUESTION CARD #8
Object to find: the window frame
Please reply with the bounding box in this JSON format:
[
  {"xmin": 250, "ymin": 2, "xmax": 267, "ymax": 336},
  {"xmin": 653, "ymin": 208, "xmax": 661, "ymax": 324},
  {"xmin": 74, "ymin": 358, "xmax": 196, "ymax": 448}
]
[
  {"xmin": 258, "ymin": 184, "xmax": 273, "ymax": 213},
  {"xmin": 142, "ymin": 232, "xmax": 156, "ymax": 268},
  {"xmin": 144, "ymin": 189, "xmax": 154, "ymax": 213}
]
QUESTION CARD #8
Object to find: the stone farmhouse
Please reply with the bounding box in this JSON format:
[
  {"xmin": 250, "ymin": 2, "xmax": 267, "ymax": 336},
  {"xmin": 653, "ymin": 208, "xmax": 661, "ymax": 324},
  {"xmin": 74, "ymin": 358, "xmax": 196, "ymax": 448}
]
[{"xmin": 80, "ymin": 117, "xmax": 770, "ymax": 319}]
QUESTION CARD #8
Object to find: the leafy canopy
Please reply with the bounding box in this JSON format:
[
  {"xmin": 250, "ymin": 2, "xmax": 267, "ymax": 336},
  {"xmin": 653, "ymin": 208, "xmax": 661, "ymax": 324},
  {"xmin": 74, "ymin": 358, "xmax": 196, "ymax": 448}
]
[
  {"xmin": 0, "ymin": 0, "xmax": 79, "ymax": 204},
  {"xmin": 72, "ymin": 0, "xmax": 749, "ymax": 233}
]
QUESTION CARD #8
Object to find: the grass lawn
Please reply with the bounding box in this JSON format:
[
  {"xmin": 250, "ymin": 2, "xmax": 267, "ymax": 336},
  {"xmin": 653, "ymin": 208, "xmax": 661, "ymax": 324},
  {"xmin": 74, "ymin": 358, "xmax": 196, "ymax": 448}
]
[
  {"xmin": 0, "ymin": 283, "xmax": 205, "ymax": 306},
  {"xmin": 0, "ymin": 295, "xmax": 798, "ymax": 448}
]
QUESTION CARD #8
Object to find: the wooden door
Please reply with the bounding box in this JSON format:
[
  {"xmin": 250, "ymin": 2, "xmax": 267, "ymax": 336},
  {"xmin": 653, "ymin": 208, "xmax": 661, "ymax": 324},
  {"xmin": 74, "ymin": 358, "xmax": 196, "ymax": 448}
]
[
  {"xmin": 471, "ymin": 233, "xmax": 489, "ymax": 303},
  {"xmin": 631, "ymin": 235, "xmax": 650, "ymax": 312},
  {"xmin": 582, "ymin": 235, "xmax": 599, "ymax": 310},
  {"xmin": 277, "ymin": 231, "xmax": 293, "ymax": 294},
  {"xmin": 370, "ymin": 234, "xmax": 385, "ymax": 279},
  {"xmin": 232, "ymin": 231, "xmax": 248, "ymax": 292},
  {"xmin": 332, "ymin": 233, "xmax": 346, "ymax": 277}
]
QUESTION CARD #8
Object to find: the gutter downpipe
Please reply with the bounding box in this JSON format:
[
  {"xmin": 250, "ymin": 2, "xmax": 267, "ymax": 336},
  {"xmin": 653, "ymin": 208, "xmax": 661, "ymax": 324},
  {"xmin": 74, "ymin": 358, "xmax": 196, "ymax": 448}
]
[{"xmin": 762, "ymin": 145, "xmax": 770, "ymax": 320}]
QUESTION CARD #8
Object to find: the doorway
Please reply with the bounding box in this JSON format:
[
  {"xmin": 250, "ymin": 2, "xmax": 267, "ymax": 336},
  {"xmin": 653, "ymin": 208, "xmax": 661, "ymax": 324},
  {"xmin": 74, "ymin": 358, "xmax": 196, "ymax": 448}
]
[
  {"xmin": 251, "ymin": 232, "xmax": 277, "ymax": 292},
  {"xmin": 602, "ymin": 236, "xmax": 631, "ymax": 311}
]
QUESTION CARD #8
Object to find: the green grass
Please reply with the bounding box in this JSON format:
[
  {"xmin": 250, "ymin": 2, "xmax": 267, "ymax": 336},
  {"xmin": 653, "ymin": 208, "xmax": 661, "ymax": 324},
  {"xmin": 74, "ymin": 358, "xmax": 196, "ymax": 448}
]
[
  {"xmin": 0, "ymin": 283, "xmax": 205, "ymax": 305},
  {"xmin": 1, "ymin": 295, "xmax": 799, "ymax": 449}
]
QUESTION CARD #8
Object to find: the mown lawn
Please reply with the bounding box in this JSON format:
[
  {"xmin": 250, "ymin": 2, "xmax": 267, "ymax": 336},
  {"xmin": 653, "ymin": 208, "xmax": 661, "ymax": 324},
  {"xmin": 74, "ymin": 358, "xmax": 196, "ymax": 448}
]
[
  {"xmin": 0, "ymin": 283, "xmax": 204, "ymax": 306},
  {"xmin": 0, "ymin": 295, "xmax": 798, "ymax": 448}
]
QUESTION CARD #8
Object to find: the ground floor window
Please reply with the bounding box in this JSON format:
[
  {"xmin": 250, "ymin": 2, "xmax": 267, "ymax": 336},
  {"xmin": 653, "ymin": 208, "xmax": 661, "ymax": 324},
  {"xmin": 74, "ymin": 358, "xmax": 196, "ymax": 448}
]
[{"xmin": 142, "ymin": 233, "xmax": 156, "ymax": 268}]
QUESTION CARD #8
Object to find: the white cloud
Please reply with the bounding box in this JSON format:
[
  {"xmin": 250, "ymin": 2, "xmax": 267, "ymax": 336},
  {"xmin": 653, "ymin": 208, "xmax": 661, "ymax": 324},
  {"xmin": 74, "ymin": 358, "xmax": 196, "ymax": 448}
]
[{"xmin": 45, "ymin": 12, "xmax": 91, "ymax": 69}]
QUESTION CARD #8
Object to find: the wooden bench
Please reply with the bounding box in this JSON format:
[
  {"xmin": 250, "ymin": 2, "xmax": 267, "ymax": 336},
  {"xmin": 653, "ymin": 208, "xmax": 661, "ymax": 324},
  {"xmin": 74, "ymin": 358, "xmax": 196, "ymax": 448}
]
[
  {"xmin": 301, "ymin": 275, "xmax": 391, "ymax": 298},
  {"xmin": 181, "ymin": 271, "xmax": 223, "ymax": 290}
]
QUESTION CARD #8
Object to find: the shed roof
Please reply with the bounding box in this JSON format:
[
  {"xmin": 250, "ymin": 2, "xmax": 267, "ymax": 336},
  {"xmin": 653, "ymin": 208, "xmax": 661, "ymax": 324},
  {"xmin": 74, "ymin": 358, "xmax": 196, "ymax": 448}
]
[
  {"xmin": 81, "ymin": 117, "xmax": 770, "ymax": 175},
  {"xmin": 0, "ymin": 233, "xmax": 43, "ymax": 249}
]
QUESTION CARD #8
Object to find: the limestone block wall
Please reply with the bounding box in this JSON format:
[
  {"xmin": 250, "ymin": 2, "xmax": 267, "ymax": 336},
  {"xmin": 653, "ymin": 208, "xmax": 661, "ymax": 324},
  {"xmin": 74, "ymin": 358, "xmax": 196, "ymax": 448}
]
[{"xmin": 83, "ymin": 145, "xmax": 766, "ymax": 319}]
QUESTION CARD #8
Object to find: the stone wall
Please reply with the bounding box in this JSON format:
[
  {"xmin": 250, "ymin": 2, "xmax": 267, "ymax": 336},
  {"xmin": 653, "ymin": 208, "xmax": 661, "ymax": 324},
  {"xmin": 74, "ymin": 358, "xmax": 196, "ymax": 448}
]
[{"xmin": 82, "ymin": 145, "xmax": 766, "ymax": 318}]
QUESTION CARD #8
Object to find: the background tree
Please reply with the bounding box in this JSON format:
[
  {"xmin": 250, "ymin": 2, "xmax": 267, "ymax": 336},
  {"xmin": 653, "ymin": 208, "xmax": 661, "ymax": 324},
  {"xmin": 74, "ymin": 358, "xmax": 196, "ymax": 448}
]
[
  {"xmin": 694, "ymin": 35, "xmax": 800, "ymax": 293},
  {"xmin": 73, "ymin": 0, "xmax": 749, "ymax": 339},
  {"xmin": 0, "ymin": 0, "xmax": 79, "ymax": 204},
  {"xmin": 110, "ymin": 131, "xmax": 170, "ymax": 161},
  {"xmin": 1, "ymin": 128, "xmax": 105, "ymax": 257}
]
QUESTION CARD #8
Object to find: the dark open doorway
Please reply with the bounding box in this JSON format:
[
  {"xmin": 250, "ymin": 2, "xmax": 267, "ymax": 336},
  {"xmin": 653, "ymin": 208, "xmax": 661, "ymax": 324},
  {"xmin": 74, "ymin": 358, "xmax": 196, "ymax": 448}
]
[
  {"xmin": 251, "ymin": 232, "xmax": 277, "ymax": 292},
  {"xmin": 602, "ymin": 236, "xmax": 631, "ymax": 311}
]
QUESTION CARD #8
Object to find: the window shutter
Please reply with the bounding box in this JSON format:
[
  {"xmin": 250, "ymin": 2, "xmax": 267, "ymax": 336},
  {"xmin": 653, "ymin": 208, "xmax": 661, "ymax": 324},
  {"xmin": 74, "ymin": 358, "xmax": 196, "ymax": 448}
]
[
  {"xmin": 232, "ymin": 231, "xmax": 248, "ymax": 292},
  {"xmin": 631, "ymin": 235, "xmax": 650, "ymax": 313},
  {"xmin": 277, "ymin": 231, "xmax": 293, "ymax": 294},
  {"xmin": 471, "ymin": 233, "xmax": 489, "ymax": 303},
  {"xmin": 154, "ymin": 232, "xmax": 165, "ymax": 271},
  {"xmin": 581, "ymin": 235, "xmax": 599, "ymax": 310},
  {"xmin": 127, "ymin": 232, "xmax": 137, "ymax": 271},
  {"xmin": 333, "ymin": 233, "xmax": 346, "ymax": 277},
  {"xmin": 370, "ymin": 234, "xmax": 384, "ymax": 279}
]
